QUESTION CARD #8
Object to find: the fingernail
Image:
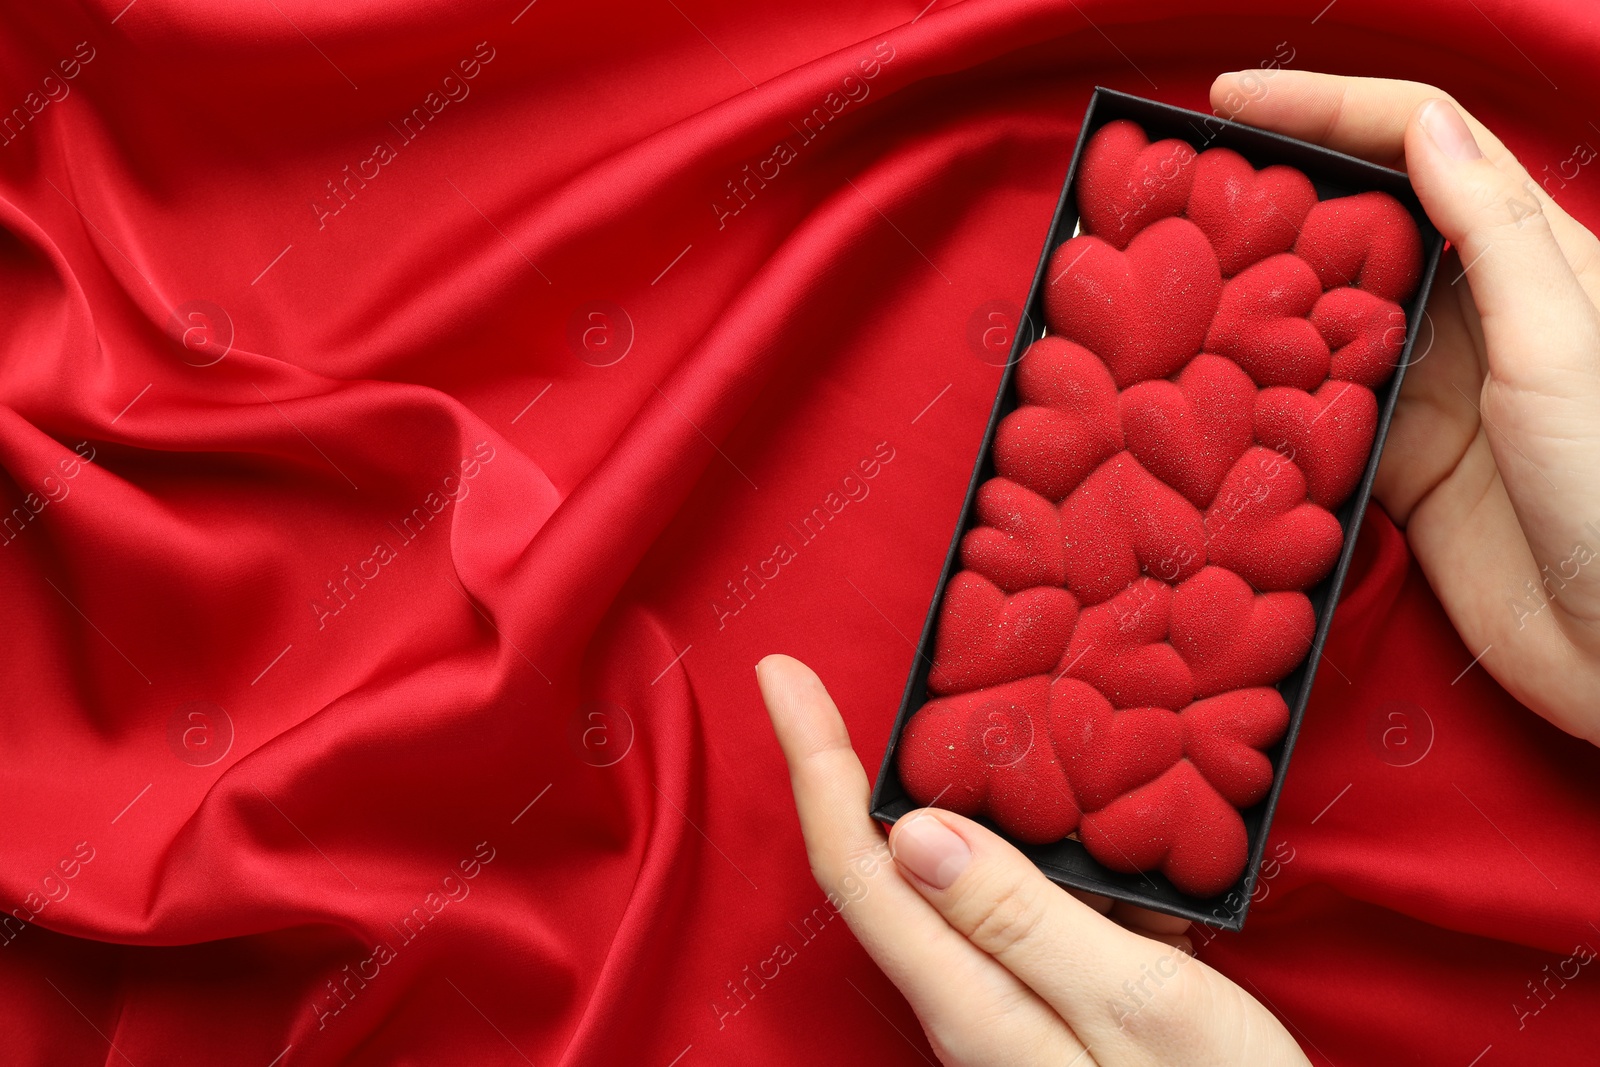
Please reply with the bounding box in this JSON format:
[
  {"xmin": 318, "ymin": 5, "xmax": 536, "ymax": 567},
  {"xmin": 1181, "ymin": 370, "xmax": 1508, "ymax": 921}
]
[
  {"xmin": 894, "ymin": 814, "xmax": 971, "ymax": 889},
  {"xmin": 1420, "ymin": 99, "xmax": 1482, "ymax": 161}
]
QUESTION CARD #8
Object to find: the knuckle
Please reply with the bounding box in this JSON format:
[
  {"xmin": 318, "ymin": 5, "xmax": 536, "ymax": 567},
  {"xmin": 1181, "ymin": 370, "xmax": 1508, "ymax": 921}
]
[
  {"xmin": 1397, "ymin": 78, "xmax": 1456, "ymax": 108},
  {"xmin": 1465, "ymin": 169, "xmax": 1553, "ymax": 238},
  {"xmin": 808, "ymin": 837, "xmax": 888, "ymax": 905},
  {"xmin": 965, "ymin": 876, "xmax": 1047, "ymax": 956},
  {"xmin": 926, "ymin": 983, "xmax": 1051, "ymax": 1065},
  {"xmin": 794, "ymin": 728, "xmax": 855, "ymax": 779},
  {"xmin": 1105, "ymin": 947, "xmax": 1205, "ymax": 1044},
  {"xmin": 1317, "ymin": 85, "xmax": 1347, "ymax": 150}
]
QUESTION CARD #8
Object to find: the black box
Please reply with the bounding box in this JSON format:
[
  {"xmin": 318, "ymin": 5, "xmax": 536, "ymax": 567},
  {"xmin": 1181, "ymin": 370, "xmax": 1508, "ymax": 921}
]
[{"xmin": 869, "ymin": 87, "xmax": 1444, "ymax": 930}]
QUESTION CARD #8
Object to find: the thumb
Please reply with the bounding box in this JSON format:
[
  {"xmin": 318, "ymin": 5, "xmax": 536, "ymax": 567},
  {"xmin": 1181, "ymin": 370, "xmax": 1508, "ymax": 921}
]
[
  {"xmin": 1404, "ymin": 97, "xmax": 1600, "ymax": 393},
  {"xmin": 1403, "ymin": 98, "xmax": 1600, "ymax": 630},
  {"xmin": 887, "ymin": 809, "xmax": 1309, "ymax": 1063},
  {"xmin": 887, "ymin": 807, "xmax": 1192, "ymax": 1053}
]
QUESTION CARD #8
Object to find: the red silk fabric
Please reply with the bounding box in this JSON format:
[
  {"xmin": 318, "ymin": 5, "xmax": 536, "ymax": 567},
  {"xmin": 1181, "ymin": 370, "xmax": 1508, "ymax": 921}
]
[{"xmin": 2, "ymin": 1, "xmax": 1597, "ymax": 1064}]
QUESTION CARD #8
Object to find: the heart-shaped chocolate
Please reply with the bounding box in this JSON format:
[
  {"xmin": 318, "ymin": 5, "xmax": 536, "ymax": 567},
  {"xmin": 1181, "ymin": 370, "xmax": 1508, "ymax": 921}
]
[
  {"xmin": 1048, "ymin": 676, "xmax": 1182, "ymax": 811},
  {"xmin": 927, "ymin": 571, "xmax": 1079, "ymax": 696},
  {"xmin": 1254, "ymin": 380, "xmax": 1378, "ymax": 508},
  {"xmin": 1310, "ymin": 287, "xmax": 1407, "ymax": 387},
  {"xmin": 1045, "ymin": 217, "xmax": 1222, "ymax": 388},
  {"xmin": 899, "ymin": 135, "xmax": 1415, "ymax": 896},
  {"xmin": 1186, "ymin": 147, "xmax": 1318, "ymax": 276},
  {"xmin": 898, "ymin": 676, "xmax": 1082, "ymax": 844},
  {"xmin": 1078, "ymin": 759, "xmax": 1247, "ymax": 897},
  {"xmin": 1203, "ymin": 253, "xmax": 1330, "ymax": 391},
  {"xmin": 960, "ymin": 478, "xmax": 1067, "ymax": 592},
  {"xmin": 1170, "ymin": 566, "xmax": 1314, "ymax": 697},
  {"xmin": 1180, "ymin": 687, "xmax": 1290, "ymax": 808},
  {"xmin": 1075, "ymin": 119, "xmax": 1198, "ymax": 249},
  {"xmin": 993, "ymin": 337, "xmax": 1122, "ymax": 501},
  {"xmin": 1204, "ymin": 447, "xmax": 1342, "ymax": 591},
  {"xmin": 1056, "ymin": 576, "xmax": 1194, "ymax": 710},
  {"xmin": 1294, "ymin": 190, "xmax": 1423, "ymax": 303},
  {"xmin": 1058, "ymin": 452, "xmax": 1207, "ymax": 604},
  {"xmin": 1120, "ymin": 353, "xmax": 1258, "ymax": 510}
]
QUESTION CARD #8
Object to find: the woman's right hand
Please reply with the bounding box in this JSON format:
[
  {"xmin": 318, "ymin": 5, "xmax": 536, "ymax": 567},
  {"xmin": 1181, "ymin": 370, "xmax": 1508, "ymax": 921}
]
[{"xmin": 1212, "ymin": 70, "xmax": 1600, "ymax": 743}]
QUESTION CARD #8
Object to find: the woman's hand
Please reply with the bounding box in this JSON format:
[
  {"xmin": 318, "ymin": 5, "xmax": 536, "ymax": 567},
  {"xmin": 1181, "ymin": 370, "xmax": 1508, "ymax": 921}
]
[
  {"xmin": 1213, "ymin": 70, "xmax": 1600, "ymax": 742},
  {"xmin": 755, "ymin": 655, "xmax": 1308, "ymax": 1066}
]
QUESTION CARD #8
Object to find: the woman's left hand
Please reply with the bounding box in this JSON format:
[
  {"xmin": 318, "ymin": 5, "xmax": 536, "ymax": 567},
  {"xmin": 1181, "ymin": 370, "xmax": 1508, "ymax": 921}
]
[{"xmin": 756, "ymin": 654, "xmax": 1307, "ymax": 1067}]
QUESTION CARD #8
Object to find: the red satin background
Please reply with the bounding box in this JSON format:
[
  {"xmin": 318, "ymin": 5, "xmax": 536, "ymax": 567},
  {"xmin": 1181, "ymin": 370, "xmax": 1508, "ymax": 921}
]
[{"xmin": 1, "ymin": 1, "xmax": 1597, "ymax": 1064}]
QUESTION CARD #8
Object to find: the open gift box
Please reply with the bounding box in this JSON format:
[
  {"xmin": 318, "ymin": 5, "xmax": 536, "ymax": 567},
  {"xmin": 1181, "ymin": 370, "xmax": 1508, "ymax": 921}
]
[{"xmin": 869, "ymin": 87, "xmax": 1445, "ymax": 929}]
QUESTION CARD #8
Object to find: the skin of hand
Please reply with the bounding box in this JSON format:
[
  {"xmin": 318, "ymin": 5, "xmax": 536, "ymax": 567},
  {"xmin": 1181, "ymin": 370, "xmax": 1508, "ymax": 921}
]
[
  {"xmin": 756, "ymin": 654, "xmax": 1309, "ymax": 1067},
  {"xmin": 1211, "ymin": 70, "xmax": 1600, "ymax": 743}
]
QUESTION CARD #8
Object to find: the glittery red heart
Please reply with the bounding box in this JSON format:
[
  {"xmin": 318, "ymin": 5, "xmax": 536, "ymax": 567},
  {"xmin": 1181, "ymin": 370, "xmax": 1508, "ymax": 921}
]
[
  {"xmin": 898, "ymin": 676, "xmax": 1082, "ymax": 844},
  {"xmin": 1294, "ymin": 190, "xmax": 1423, "ymax": 303},
  {"xmin": 1120, "ymin": 353, "xmax": 1258, "ymax": 510},
  {"xmin": 1075, "ymin": 118, "xmax": 1198, "ymax": 249},
  {"xmin": 1056, "ymin": 576, "xmax": 1194, "ymax": 711},
  {"xmin": 1254, "ymin": 380, "xmax": 1378, "ymax": 508},
  {"xmin": 1170, "ymin": 566, "xmax": 1314, "ymax": 697},
  {"xmin": 1079, "ymin": 759, "xmax": 1248, "ymax": 898},
  {"xmin": 960, "ymin": 478, "xmax": 1067, "ymax": 593},
  {"xmin": 926, "ymin": 571, "xmax": 1079, "ymax": 696},
  {"xmin": 1058, "ymin": 452, "xmax": 1207, "ymax": 605},
  {"xmin": 1044, "ymin": 217, "xmax": 1221, "ymax": 389},
  {"xmin": 1204, "ymin": 253, "xmax": 1330, "ymax": 391},
  {"xmin": 993, "ymin": 337, "xmax": 1122, "ymax": 501},
  {"xmin": 1204, "ymin": 446, "xmax": 1342, "ymax": 591},
  {"xmin": 1180, "ymin": 687, "xmax": 1290, "ymax": 808},
  {"xmin": 1186, "ymin": 147, "xmax": 1317, "ymax": 276},
  {"xmin": 1049, "ymin": 677, "xmax": 1182, "ymax": 811},
  {"xmin": 1310, "ymin": 287, "xmax": 1407, "ymax": 387}
]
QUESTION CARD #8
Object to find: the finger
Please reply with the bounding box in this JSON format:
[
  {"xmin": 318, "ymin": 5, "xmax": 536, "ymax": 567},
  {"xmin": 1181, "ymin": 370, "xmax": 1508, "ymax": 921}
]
[
  {"xmin": 1405, "ymin": 101, "xmax": 1600, "ymax": 629},
  {"xmin": 756, "ymin": 656, "xmax": 1080, "ymax": 1065},
  {"xmin": 887, "ymin": 805, "xmax": 1197, "ymax": 1055},
  {"xmin": 1403, "ymin": 100, "xmax": 1600, "ymax": 386},
  {"xmin": 1211, "ymin": 68, "xmax": 1427, "ymax": 167},
  {"xmin": 1209, "ymin": 70, "xmax": 1600, "ymax": 294}
]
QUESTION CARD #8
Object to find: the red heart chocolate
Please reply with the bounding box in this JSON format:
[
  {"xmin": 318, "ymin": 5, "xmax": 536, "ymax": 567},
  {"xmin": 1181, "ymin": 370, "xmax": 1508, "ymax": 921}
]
[
  {"xmin": 1078, "ymin": 759, "xmax": 1247, "ymax": 897},
  {"xmin": 1044, "ymin": 217, "xmax": 1222, "ymax": 388},
  {"xmin": 1048, "ymin": 677, "xmax": 1181, "ymax": 811},
  {"xmin": 1015, "ymin": 335, "xmax": 1122, "ymax": 415},
  {"xmin": 1204, "ymin": 447, "xmax": 1342, "ymax": 591},
  {"xmin": 1120, "ymin": 353, "xmax": 1258, "ymax": 510},
  {"xmin": 960, "ymin": 478, "xmax": 1066, "ymax": 593},
  {"xmin": 1254, "ymin": 380, "xmax": 1378, "ymax": 508},
  {"xmin": 900, "ymin": 130, "xmax": 1410, "ymax": 899},
  {"xmin": 1075, "ymin": 119, "xmax": 1198, "ymax": 249},
  {"xmin": 927, "ymin": 570, "xmax": 1079, "ymax": 696},
  {"xmin": 1294, "ymin": 190, "xmax": 1423, "ymax": 303},
  {"xmin": 1180, "ymin": 687, "xmax": 1290, "ymax": 808},
  {"xmin": 1059, "ymin": 452, "xmax": 1207, "ymax": 604},
  {"xmin": 1186, "ymin": 147, "xmax": 1317, "ymax": 277},
  {"xmin": 1310, "ymin": 287, "xmax": 1407, "ymax": 387},
  {"xmin": 993, "ymin": 337, "xmax": 1122, "ymax": 501},
  {"xmin": 1203, "ymin": 253, "xmax": 1330, "ymax": 391},
  {"xmin": 1170, "ymin": 566, "xmax": 1314, "ymax": 697},
  {"xmin": 1057, "ymin": 577, "xmax": 1194, "ymax": 710},
  {"xmin": 898, "ymin": 676, "xmax": 1082, "ymax": 844}
]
